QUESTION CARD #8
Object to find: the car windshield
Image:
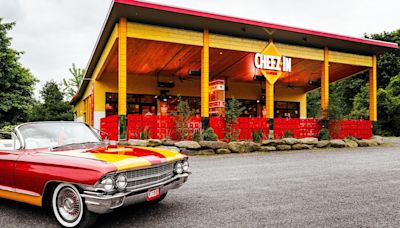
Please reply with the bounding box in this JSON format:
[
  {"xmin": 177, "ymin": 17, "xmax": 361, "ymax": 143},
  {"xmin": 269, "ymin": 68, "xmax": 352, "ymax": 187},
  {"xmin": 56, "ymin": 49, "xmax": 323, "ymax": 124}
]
[{"xmin": 17, "ymin": 122, "xmax": 101, "ymax": 149}]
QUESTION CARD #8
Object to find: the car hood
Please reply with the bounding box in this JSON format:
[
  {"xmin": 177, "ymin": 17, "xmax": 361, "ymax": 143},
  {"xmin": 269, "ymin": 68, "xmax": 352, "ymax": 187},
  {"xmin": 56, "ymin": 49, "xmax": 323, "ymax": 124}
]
[{"xmin": 42, "ymin": 146, "xmax": 186, "ymax": 171}]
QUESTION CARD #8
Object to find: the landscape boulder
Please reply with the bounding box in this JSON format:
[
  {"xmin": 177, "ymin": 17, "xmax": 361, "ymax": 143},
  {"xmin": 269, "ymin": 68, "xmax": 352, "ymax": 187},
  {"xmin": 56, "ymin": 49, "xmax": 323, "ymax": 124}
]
[
  {"xmin": 161, "ymin": 139, "xmax": 176, "ymax": 146},
  {"xmin": 128, "ymin": 139, "xmax": 147, "ymax": 147},
  {"xmin": 216, "ymin": 148, "xmax": 231, "ymax": 154},
  {"xmin": 276, "ymin": 144, "xmax": 292, "ymax": 151},
  {"xmin": 292, "ymin": 144, "xmax": 313, "ymax": 150},
  {"xmin": 344, "ymin": 139, "xmax": 358, "ymax": 148},
  {"xmin": 261, "ymin": 139, "xmax": 283, "ymax": 146},
  {"xmin": 366, "ymin": 139, "xmax": 378, "ymax": 147},
  {"xmin": 356, "ymin": 139, "xmax": 369, "ymax": 147},
  {"xmin": 282, "ymin": 138, "xmax": 298, "ymax": 145},
  {"xmin": 298, "ymin": 137, "xmax": 318, "ymax": 145},
  {"xmin": 316, "ymin": 140, "xmax": 330, "ymax": 148},
  {"xmin": 330, "ymin": 139, "xmax": 346, "ymax": 148},
  {"xmin": 371, "ymin": 136, "xmax": 383, "ymax": 145},
  {"xmin": 147, "ymin": 139, "xmax": 161, "ymax": 147},
  {"xmin": 248, "ymin": 142, "xmax": 261, "ymax": 152},
  {"xmin": 228, "ymin": 142, "xmax": 249, "ymax": 153},
  {"xmin": 196, "ymin": 149, "xmax": 216, "ymax": 155},
  {"xmin": 259, "ymin": 146, "xmax": 276, "ymax": 152},
  {"xmin": 174, "ymin": 141, "xmax": 201, "ymax": 149},
  {"xmin": 199, "ymin": 141, "xmax": 228, "ymax": 149}
]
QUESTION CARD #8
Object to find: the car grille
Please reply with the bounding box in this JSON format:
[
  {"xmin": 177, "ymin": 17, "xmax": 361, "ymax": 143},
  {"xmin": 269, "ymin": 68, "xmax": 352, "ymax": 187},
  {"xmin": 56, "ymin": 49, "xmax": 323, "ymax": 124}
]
[{"xmin": 125, "ymin": 163, "xmax": 175, "ymax": 189}]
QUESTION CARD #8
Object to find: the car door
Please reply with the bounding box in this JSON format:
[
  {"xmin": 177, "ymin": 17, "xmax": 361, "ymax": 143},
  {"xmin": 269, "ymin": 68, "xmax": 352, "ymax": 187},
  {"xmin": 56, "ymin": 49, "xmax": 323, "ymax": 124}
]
[{"xmin": 0, "ymin": 136, "xmax": 21, "ymax": 191}]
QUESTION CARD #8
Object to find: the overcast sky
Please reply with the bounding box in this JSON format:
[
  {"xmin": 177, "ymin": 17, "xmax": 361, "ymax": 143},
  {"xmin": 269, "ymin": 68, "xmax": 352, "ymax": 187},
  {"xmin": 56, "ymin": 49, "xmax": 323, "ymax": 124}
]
[{"xmin": 0, "ymin": 0, "xmax": 399, "ymax": 97}]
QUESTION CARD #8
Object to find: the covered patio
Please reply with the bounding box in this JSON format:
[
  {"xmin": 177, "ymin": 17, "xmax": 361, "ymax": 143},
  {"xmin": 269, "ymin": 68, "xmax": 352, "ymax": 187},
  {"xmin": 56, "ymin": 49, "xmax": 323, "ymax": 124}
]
[{"xmin": 70, "ymin": 1, "xmax": 397, "ymax": 141}]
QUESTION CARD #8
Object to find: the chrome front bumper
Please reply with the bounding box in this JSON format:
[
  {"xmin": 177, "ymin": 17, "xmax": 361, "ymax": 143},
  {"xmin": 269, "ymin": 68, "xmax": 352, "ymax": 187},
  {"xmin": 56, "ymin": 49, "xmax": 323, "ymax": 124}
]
[{"xmin": 81, "ymin": 173, "xmax": 189, "ymax": 214}]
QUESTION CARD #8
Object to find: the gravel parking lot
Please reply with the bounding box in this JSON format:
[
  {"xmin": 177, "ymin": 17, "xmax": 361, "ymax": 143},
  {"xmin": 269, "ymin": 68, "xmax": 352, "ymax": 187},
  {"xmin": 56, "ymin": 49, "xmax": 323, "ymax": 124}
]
[{"xmin": 1, "ymin": 138, "xmax": 400, "ymax": 228}]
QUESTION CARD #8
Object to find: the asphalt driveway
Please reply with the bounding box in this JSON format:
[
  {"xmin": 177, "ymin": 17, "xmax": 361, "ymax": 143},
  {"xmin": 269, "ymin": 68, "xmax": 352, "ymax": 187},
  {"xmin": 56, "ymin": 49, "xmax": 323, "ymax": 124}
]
[{"xmin": 1, "ymin": 138, "xmax": 400, "ymax": 228}]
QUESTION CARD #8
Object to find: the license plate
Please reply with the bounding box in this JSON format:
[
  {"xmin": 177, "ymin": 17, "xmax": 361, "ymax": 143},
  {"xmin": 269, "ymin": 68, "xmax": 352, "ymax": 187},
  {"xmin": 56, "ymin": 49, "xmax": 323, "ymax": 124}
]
[{"xmin": 147, "ymin": 188, "xmax": 160, "ymax": 201}]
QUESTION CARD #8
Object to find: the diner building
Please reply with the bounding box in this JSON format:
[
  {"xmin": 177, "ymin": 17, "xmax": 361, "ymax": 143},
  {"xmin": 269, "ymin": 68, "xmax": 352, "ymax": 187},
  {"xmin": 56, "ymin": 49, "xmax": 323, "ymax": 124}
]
[{"xmin": 71, "ymin": 0, "xmax": 398, "ymax": 140}]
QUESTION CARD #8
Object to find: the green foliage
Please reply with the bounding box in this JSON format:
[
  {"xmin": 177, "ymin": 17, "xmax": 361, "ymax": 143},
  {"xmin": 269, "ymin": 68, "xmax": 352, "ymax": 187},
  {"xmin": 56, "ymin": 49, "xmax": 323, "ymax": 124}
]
[
  {"xmin": 29, "ymin": 81, "xmax": 74, "ymax": 121},
  {"xmin": 283, "ymin": 129, "xmax": 293, "ymax": 138},
  {"xmin": 192, "ymin": 128, "xmax": 201, "ymax": 142},
  {"xmin": 224, "ymin": 98, "xmax": 245, "ymax": 141},
  {"xmin": 318, "ymin": 128, "xmax": 330, "ymax": 140},
  {"xmin": 251, "ymin": 129, "xmax": 263, "ymax": 143},
  {"xmin": 306, "ymin": 89, "xmax": 321, "ymax": 118},
  {"xmin": 0, "ymin": 124, "xmax": 15, "ymax": 139},
  {"xmin": 62, "ymin": 63, "xmax": 85, "ymax": 100},
  {"xmin": 0, "ymin": 19, "xmax": 37, "ymax": 125},
  {"xmin": 202, "ymin": 127, "xmax": 218, "ymax": 141},
  {"xmin": 172, "ymin": 96, "xmax": 195, "ymax": 140},
  {"xmin": 306, "ymin": 29, "xmax": 400, "ymax": 136}
]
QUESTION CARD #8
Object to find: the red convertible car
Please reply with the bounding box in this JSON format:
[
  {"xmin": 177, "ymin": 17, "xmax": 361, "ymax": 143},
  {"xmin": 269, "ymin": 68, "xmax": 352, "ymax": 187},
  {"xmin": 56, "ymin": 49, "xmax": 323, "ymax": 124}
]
[{"xmin": 0, "ymin": 122, "xmax": 190, "ymax": 227}]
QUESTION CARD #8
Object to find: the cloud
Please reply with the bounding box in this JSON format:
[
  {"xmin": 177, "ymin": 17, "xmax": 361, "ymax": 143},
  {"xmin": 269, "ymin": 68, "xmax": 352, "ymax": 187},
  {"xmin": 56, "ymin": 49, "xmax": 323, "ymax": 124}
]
[{"xmin": 0, "ymin": 0, "xmax": 399, "ymax": 98}]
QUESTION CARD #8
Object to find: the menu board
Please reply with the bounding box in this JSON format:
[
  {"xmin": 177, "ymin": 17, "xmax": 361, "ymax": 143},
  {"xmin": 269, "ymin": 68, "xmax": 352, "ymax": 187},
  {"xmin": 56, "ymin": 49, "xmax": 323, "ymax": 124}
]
[{"xmin": 209, "ymin": 80, "xmax": 225, "ymax": 116}]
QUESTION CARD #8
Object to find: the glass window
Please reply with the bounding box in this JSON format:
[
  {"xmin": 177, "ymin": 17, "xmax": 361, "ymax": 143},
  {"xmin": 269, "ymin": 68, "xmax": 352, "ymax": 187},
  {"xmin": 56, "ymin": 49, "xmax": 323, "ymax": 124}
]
[
  {"xmin": 105, "ymin": 93, "xmax": 157, "ymax": 116},
  {"xmin": 274, "ymin": 101, "xmax": 300, "ymax": 118}
]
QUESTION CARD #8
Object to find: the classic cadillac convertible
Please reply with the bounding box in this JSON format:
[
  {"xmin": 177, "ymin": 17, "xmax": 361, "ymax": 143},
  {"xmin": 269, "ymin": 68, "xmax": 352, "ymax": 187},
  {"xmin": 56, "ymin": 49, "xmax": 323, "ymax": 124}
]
[{"xmin": 0, "ymin": 122, "xmax": 190, "ymax": 227}]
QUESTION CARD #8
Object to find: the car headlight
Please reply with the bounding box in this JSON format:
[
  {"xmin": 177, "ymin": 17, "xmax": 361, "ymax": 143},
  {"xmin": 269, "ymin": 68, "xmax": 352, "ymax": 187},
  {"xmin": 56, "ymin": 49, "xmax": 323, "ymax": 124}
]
[
  {"xmin": 182, "ymin": 160, "xmax": 189, "ymax": 172},
  {"xmin": 100, "ymin": 177, "xmax": 115, "ymax": 192},
  {"xmin": 116, "ymin": 174, "xmax": 128, "ymax": 190},
  {"xmin": 175, "ymin": 162, "xmax": 183, "ymax": 174}
]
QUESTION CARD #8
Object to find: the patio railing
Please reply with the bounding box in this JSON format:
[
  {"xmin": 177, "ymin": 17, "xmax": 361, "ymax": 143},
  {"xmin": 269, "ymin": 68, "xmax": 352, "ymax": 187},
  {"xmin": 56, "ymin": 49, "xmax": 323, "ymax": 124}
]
[{"xmin": 100, "ymin": 115, "xmax": 372, "ymax": 140}]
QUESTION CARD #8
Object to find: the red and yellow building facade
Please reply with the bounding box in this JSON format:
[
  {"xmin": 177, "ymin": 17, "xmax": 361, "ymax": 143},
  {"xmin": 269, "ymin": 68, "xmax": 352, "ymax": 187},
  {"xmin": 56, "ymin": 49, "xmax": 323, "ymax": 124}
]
[{"xmin": 71, "ymin": 0, "xmax": 397, "ymax": 139}]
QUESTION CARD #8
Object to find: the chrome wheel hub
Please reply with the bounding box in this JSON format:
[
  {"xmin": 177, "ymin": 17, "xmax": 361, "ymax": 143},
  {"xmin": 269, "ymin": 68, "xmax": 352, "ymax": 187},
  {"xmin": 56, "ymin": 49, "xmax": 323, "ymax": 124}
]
[{"xmin": 57, "ymin": 187, "xmax": 81, "ymax": 222}]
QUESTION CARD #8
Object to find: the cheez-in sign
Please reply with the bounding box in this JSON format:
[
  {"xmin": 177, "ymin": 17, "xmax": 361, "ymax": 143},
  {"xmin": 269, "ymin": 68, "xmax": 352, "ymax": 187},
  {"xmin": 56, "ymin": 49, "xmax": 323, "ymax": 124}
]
[{"xmin": 254, "ymin": 41, "xmax": 291, "ymax": 84}]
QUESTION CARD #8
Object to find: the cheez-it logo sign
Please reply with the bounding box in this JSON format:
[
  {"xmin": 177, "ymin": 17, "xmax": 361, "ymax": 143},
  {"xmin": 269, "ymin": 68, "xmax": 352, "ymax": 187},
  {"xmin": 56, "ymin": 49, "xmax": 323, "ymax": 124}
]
[{"xmin": 254, "ymin": 41, "xmax": 291, "ymax": 84}]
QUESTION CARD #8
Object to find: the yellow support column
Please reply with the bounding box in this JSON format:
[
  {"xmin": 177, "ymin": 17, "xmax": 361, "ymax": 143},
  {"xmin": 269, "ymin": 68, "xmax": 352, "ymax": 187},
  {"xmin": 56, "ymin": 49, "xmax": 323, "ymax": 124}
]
[
  {"xmin": 201, "ymin": 29, "xmax": 210, "ymax": 129},
  {"xmin": 118, "ymin": 18, "xmax": 127, "ymax": 140},
  {"xmin": 369, "ymin": 54, "xmax": 377, "ymax": 121},
  {"xmin": 265, "ymin": 81, "xmax": 274, "ymax": 119},
  {"xmin": 321, "ymin": 47, "xmax": 329, "ymax": 119},
  {"xmin": 265, "ymin": 81, "xmax": 274, "ymax": 139}
]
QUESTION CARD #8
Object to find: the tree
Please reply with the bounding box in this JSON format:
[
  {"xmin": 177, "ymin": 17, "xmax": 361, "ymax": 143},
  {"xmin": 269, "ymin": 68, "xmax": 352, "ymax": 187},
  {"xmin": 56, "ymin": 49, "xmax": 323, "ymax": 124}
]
[
  {"xmin": 0, "ymin": 19, "xmax": 37, "ymax": 127},
  {"xmin": 307, "ymin": 29, "xmax": 400, "ymax": 136},
  {"xmin": 63, "ymin": 63, "xmax": 84, "ymax": 100},
  {"xmin": 224, "ymin": 98, "xmax": 245, "ymax": 141},
  {"xmin": 29, "ymin": 81, "xmax": 74, "ymax": 121}
]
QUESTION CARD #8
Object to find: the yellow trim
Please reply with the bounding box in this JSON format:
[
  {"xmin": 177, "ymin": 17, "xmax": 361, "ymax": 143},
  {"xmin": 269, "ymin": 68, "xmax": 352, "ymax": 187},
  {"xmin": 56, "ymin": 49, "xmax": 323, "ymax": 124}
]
[
  {"xmin": 369, "ymin": 55, "xmax": 377, "ymax": 121},
  {"xmin": 92, "ymin": 153, "xmax": 151, "ymax": 171},
  {"xmin": 321, "ymin": 47, "xmax": 329, "ymax": 118},
  {"xmin": 94, "ymin": 25, "xmax": 118, "ymax": 80},
  {"xmin": 209, "ymin": 33, "xmax": 324, "ymax": 61},
  {"xmin": 201, "ymin": 29, "xmax": 210, "ymax": 117},
  {"xmin": 127, "ymin": 22, "xmax": 203, "ymax": 46},
  {"xmin": 329, "ymin": 51, "xmax": 372, "ymax": 67},
  {"xmin": 134, "ymin": 147, "xmax": 185, "ymax": 162},
  {"xmin": 0, "ymin": 189, "xmax": 42, "ymax": 206},
  {"xmin": 118, "ymin": 18, "xmax": 127, "ymax": 116}
]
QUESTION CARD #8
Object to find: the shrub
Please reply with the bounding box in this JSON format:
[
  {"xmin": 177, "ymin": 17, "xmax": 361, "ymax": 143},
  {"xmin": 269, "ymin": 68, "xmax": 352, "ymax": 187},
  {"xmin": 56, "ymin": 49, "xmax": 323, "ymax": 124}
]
[
  {"xmin": 318, "ymin": 128, "xmax": 330, "ymax": 140},
  {"xmin": 172, "ymin": 96, "xmax": 195, "ymax": 140},
  {"xmin": 283, "ymin": 129, "xmax": 294, "ymax": 138},
  {"xmin": 192, "ymin": 128, "xmax": 201, "ymax": 142},
  {"xmin": 202, "ymin": 127, "xmax": 218, "ymax": 141},
  {"xmin": 224, "ymin": 98, "xmax": 245, "ymax": 141},
  {"xmin": 140, "ymin": 126, "xmax": 150, "ymax": 140},
  {"xmin": 252, "ymin": 129, "xmax": 263, "ymax": 143}
]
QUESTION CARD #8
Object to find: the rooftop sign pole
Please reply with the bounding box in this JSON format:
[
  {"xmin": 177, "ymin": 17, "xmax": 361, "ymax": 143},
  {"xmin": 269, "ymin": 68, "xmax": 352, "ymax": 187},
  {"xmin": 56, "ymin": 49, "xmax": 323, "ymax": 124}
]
[{"xmin": 254, "ymin": 40, "xmax": 291, "ymax": 139}]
